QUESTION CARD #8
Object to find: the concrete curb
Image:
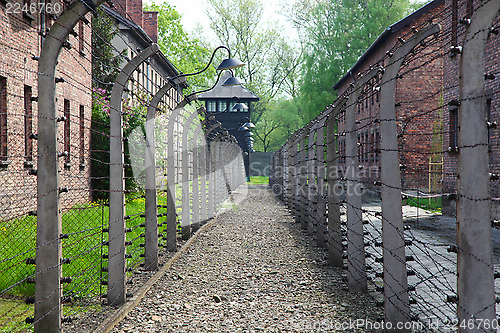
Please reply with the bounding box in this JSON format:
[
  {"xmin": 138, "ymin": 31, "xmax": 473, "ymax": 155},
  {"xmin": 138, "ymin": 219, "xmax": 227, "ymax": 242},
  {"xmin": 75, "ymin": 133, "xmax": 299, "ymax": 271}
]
[{"xmin": 92, "ymin": 215, "xmax": 218, "ymax": 333}]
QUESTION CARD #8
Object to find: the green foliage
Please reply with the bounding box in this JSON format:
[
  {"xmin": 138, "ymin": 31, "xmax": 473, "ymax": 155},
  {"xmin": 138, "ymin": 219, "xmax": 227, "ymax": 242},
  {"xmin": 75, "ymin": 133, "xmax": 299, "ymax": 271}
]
[
  {"xmin": 92, "ymin": 7, "xmax": 124, "ymax": 90},
  {"xmin": 91, "ymin": 87, "xmax": 148, "ymax": 200},
  {"xmin": 252, "ymin": 98, "xmax": 305, "ymax": 152},
  {"xmin": 247, "ymin": 176, "xmax": 269, "ymax": 185},
  {"xmin": 144, "ymin": 2, "xmax": 215, "ymax": 92},
  {"xmin": 205, "ymin": 0, "xmax": 302, "ymax": 151},
  {"xmin": 293, "ymin": 0, "xmax": 416, "ymax": 122},
  {"xmin": 406, "ymin": 196, "xmax": 442, "ymax": 213}
]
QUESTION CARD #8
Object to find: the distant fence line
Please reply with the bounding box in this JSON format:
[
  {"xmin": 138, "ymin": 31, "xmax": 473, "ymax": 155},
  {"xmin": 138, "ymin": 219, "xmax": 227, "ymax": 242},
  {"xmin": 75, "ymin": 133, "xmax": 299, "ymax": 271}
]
[
  {"xmin": 0, "ymin": 1, "xmax": 246, "ymax": 332},
  {"xmin": 271, "ymin": 2, "xmax": 500, "ymax": 332}
]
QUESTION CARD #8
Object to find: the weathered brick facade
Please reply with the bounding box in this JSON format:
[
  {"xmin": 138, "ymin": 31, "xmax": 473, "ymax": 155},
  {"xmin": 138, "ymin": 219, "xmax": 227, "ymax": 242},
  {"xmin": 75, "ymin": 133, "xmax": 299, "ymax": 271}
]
[
  {"xmin": 334, "ymin": 0, "xmax": 445, "ymax": 194},
  {"xmin": 442, "ymin": 0, "xmax": 500, "ymax": 217},
  {"xmin": 0, "ymin": 0, "xmax": 92, "ymax": 220}
]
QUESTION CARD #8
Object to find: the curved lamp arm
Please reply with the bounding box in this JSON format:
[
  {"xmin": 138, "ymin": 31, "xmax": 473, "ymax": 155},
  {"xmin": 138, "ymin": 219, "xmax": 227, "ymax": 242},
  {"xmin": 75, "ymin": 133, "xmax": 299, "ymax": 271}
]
[{"xmin": 169, "ymin": 46, "xmax": 234, "ymax": 84}]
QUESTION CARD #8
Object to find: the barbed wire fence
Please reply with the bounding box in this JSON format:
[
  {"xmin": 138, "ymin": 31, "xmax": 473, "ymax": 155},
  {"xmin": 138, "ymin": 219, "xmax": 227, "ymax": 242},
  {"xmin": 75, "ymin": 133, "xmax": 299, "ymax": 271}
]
[
  {"xmin": 271, "ymin": 1, "xmax": 499, "ymax": 331},
  {"xmin": 0, "ymin": 0, "xmax": 247, "ymax": 331}
]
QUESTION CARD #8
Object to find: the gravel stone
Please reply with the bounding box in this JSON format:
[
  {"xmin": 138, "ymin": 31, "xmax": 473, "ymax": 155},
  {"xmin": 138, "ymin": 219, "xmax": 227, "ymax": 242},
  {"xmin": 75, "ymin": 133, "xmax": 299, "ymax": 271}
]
[{"xmin": 107, "ymin": 186, "xmax": 382, "ymax": 332}]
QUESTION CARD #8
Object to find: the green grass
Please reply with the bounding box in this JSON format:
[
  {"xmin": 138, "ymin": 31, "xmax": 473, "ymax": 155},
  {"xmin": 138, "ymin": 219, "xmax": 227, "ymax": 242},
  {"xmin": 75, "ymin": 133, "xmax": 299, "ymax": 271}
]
[
  {"xmin": 406, "ymin": 196, "xmax": 442, "ymax": 213},
  {"xmin": 0, "ymin": 191, "xmax": 175, "ymax": 331},
  {"xmin": 247, "ymin": 176, "xmax": 269, "ymax": 185},
  {"xmin": 0, "ymin": 299, "xmax": 32, "ymax": 333}
]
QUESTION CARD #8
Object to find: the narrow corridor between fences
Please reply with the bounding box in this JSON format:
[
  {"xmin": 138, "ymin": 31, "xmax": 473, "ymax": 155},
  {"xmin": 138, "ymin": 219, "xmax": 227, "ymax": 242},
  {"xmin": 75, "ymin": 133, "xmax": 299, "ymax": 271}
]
[{"xmin": 102, "ymin": 185, "xmax": 381, "ymax": 333}]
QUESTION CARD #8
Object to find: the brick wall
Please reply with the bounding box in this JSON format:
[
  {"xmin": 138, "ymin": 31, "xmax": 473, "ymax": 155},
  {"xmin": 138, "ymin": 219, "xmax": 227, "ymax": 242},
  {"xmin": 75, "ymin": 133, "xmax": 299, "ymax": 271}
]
[
  {"xmin": 335, "ymin": 1, "xmax": 445, "ymax": 194},
  {"xmin": 442, "ymin": 0, "xmax": 500, "ymax": 217},
  {"xmin": 0, "ymin": 0, "xmax": 92, "ymax": 220},
  {"xmin": 143, "ymin": 11, "xmax": 158, "ymax": 43}
]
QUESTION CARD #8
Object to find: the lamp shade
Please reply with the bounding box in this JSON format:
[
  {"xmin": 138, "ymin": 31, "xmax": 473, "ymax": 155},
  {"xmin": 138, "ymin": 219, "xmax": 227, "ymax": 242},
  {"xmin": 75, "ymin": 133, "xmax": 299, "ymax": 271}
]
[
  {"xmin": 232, "ymin": 102, "xmax": 248, "ymax": 111},
  {"xmin": 222, "ymin": 76, "xmax": 245, "ymax": 86},
  {"xmin": 244, "ymin": 132, "xmax": 254, "ymax": 137},
  {"xmin": 242, "ymin": 122, "xmax": 255, "ymax": 128},
  {"xmin": 216, "ymin": 57, "xmax": 245, "ymax": 71},
  {"xmin": 238, "ymin": 126, "xmax": 249, "ymax": 131}
]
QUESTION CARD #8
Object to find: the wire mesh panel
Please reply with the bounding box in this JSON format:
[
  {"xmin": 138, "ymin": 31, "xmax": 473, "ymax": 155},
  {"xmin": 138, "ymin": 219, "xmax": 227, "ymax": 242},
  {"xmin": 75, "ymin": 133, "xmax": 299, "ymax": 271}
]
[{"xmin": 270, "ymin": 2, "xmax": 500, "ymax": 331}]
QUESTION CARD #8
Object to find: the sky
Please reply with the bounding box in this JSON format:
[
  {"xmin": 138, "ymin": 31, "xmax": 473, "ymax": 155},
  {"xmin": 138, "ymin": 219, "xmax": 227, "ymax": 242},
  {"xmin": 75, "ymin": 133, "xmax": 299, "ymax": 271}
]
[{"xmin": 148, "ymin": 0, "xmax": 298, "ymax": 43}]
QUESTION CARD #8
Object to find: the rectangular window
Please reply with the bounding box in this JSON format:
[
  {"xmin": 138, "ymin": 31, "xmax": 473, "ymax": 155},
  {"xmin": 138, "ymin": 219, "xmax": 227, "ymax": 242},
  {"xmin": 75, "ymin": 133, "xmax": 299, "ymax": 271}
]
[
  {"xmin": 24, "ymin": 85, "xmax": 33, "ymax": 164},
  {"xmin": 229, "ymin": 101, "xmax": 237, "ymax": 112},
  {"xmin": 449, "ymin": 107, "xmax": 458, "ymax": 150},
  {"xmin": 374, "ymin": 128, "xmax": 380, "ymax": 162},
  {"xmin": 0, "ymin": 76, "xmax": 7, "ymax": 163},
  {"xmin": 207, "ymin": 101, "xmax": 216, "ymax": 113},
  {"xmin": 241, "ymin": 102, "xmax": 249, "ymax": 112},
  {"xmin": 78, "ymin": 20, "xmax": 85, "ymax": 56},
  {"xmin": 79, "ymin": 105, "xmax": 85, "ymax": 168},
  {"xmin": 64, "ymin": 99, "xmax": 71, "ymax": 168},
  {"xmin": 217, "ymin": 100, "xmax": 227, "ymax": 113}
]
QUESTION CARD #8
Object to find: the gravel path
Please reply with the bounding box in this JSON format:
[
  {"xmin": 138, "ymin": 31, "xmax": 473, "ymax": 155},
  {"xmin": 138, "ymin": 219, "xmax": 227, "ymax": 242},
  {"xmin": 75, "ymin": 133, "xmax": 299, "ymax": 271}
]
[{"xmin": 111, "ymin": 186, "xmax": 381, "ymax": 333}]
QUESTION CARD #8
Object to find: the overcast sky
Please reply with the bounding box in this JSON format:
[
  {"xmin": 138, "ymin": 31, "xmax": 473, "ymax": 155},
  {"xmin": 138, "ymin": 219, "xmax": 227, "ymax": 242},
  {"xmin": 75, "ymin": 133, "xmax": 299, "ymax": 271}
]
[
  {"xmin": 147, "ymin": 0, "xmax": 429, "ymax": 45},
  {"xmin": 147, "ymin": 0, "xmax": 297, "ymax": 43}
]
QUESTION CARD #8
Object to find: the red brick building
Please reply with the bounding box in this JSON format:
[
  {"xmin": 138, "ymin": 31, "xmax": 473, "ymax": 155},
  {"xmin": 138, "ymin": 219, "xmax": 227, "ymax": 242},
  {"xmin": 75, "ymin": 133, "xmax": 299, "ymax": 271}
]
[
  {"xmin": 0, "ymin": 0, "xmax": 92, "ymax": 220},
  {"xmin": 442, "ymin": 0, "xmax": 500, "ymax": 218},
  {"xmin": 333, "ymin": 0, "xmax": 445, "ymax": 194}
]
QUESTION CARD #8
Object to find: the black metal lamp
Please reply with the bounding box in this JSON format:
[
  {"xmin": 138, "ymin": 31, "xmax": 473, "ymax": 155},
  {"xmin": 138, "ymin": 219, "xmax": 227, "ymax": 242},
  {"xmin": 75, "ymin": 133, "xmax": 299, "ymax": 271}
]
[{"xmin": 169, "ymin": 46, "xmax": 244, "ymax": 85}]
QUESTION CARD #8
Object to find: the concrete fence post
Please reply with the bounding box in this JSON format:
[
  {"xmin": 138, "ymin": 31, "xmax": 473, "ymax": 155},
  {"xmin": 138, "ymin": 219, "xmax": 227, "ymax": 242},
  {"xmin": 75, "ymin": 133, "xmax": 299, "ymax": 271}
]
[
  {"xmin": 287, "ymin": 142, "xmax": 294, "ymax": 207},
  {"xmin": 307, "ymin": 125, "xmax": 317, "ymax": 235},
  {"xmin": 144, "ymin": 82, "xmax": 172, "ymax": 271},
  {"xmin": 181, "ymin": 110, "xmax": 202, "ymax": 239},
  {"xmin": 344, "ymin": 68, "xmax": 379, "ymax": 293},
  {"xmin": 109, "ymin": 44, "xmax": 160, "ymax": 306},
  {"xmin": 293, "ymin": 137, "xmax": 301, "ymax": 219},
  {"xmin": 298, "ymin": 134, "xmax": 308, "ymax": 229},
  {"xmin": 166, "ymin": 99, "xmax": 191, "ymax": 251},
  {"xmin": 379, "ymin": 24, "xmax": 439, "ymax": 328},
  {"xmin": 36, "ymin": 1, "xmax": 104, "ymax": 331},
  {"xmin": 316, "ymin": 120, "xmax": 327, "ymax": 248},
  {"xmin": 191, "ymin": 127, "xmax": 202, "ymax": 230},
  {"xmin": 457, "ymin": 3, "xmax": 499, "ymax": 331},
  {"xmin": 326, "ymin": 99, "xmax": 347, "ymax": 267}
]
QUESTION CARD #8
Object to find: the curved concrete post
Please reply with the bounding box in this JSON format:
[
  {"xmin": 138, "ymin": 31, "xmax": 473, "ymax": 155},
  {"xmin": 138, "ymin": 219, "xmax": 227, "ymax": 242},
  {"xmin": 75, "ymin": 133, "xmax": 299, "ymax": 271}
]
[
  {"xmin": 307, "ymin": 122, "xmax": 318, "ymax": 236},
  {"xmin": 165, "ymin": 98, "xmax": 190, "ymax": 251},
  {"xmin": 458, "ymin": 4, "xmax": 499, "ymax": 331},
  {"xmin": 36, "ymin": 1, "xmax": 105, "ymax": 331},
  {"xmin": 345, "ymin": 67, "xmax": 379, "ymax": 293},
  {"xmin": 144, "ymin": 81, "xmax": 173, "ymax": 271},
  {"xmin": 181, "ymin": 109, "xmax": 203, "ymax": 239},
  {"xmin": 292, "ymin": 136, "xmax": 301, "ymax": 219},
  {"xmin": 379, "ymin": 24, "xmax": 439, "ymax": 328},
  {"xmin": 315, "ymin": 119, "xmax": 327, "ymax": 248},
  {"xmin": 191, "ymin": 124, "xmax": 204, "ymax": 229},
  {"xmin": 205, "ymin": 122, "xmax": 221, "ymax": 218},
  {"xmin": 109, "ymin": 44, "xmax": 161, "ymax": 306},
  {"xmin": 326, "ymin": 98, "xmax": 347, "ymax": 267}
]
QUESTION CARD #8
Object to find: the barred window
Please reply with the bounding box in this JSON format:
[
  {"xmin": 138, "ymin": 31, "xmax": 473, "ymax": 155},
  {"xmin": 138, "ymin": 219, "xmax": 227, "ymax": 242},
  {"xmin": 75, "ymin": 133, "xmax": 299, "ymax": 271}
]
[
  {"xmin": 0, "ymin": 76, "xmax": 7, "ymax": 162},
  {"xmin": 64, "ymin": 99, "xmax": 71, "ymax": 168},
  {"xmin": 24, "ymin": 85, "xmax": 33, "ymax": 163},
  {"xmin": 79, "ymin": 105, "xmax": 85, "ymax": 168}
]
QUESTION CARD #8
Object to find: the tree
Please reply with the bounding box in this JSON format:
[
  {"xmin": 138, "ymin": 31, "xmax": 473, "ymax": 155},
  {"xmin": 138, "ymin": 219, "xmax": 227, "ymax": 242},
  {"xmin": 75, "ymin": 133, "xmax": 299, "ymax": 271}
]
[
  {"xmin": 92, "ymin": 7, "xmax": 124, "ymax": 90},
  {"xmin": 289, "ymin": 0, "xmax": 417, "ymax": 122},
  {"xmin": 144, "ymin": 2, "xmax": 215, "ymax": 92},
  {"xmin": 205, "ymin": 0, "xmax": 301, "ymax": 100},
  {"xmin": 205, "ymin": 0, "xmax": 303, "ymax": 151},
  {"xmin": 253, "ymin": 98, "xmax": 305, "ymax": 152}
]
